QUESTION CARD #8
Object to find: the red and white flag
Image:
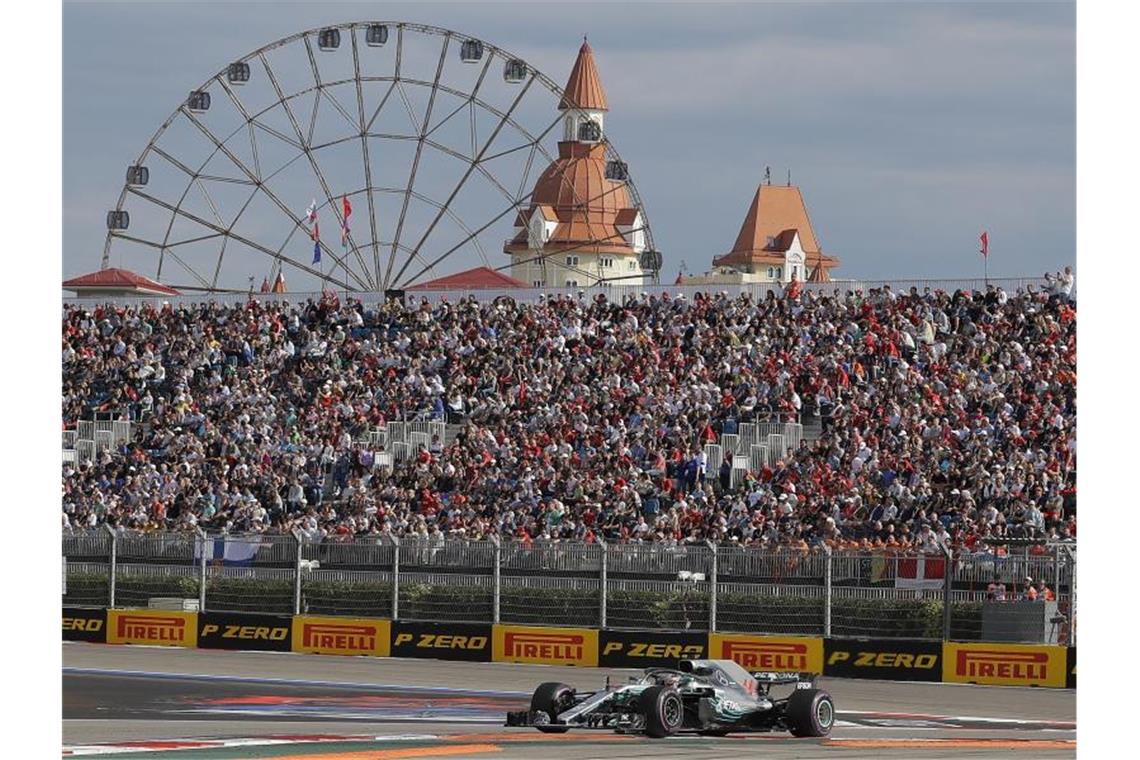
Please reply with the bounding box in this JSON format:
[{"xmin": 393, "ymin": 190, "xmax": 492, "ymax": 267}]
[
  {"xmin": 895, "ymin": 554, "xmax": 946, "ymax": 590},
  {"xmin": 979, "ymin": 231, "xmax": 989, "ymax": 258},
  {"xmin": 341, "ymin": 195, "xmax": 352, "ymax": 247}
]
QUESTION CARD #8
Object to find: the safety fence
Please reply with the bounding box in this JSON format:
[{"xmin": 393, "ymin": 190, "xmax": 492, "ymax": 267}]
[
  {"xmin": 62, "ymin": 606, "xmax": 1076, "ymax": 689},
  {"xmin": 63, "ymin": 530, "xmax": 1074, "ymax": 646}
]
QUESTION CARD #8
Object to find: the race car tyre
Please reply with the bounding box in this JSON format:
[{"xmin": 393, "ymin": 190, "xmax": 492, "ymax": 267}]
[
  {"xmin": 639, "ymin": 685, "xmax": 684, "ymax": 738},
  {"xmin": 530, "ymin": 682, "xmax": 574, "ymax": 733},
  {"xmin": 785, "ymin": 688, "xmax": 835, "ymax": 737}
]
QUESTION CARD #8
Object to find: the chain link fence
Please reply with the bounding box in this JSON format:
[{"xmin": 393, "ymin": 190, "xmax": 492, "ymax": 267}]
[{"xmin": 61, "ymin": 529, "xmax": 1075, "ymax": 643}]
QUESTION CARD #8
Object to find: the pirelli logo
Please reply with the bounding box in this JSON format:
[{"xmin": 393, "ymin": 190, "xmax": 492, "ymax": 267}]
[
  {"xmin": 291, "ymin": 616, "xmax": 390, "ymax": 657},
  {"xmin": 943, "ymin": 642, "xmax": 1065, "ymax": 688},
  {"xmin": 492, "ymin": 625, "xmax": 598, "ymax": 666},
  {"xmin": 107, "ymin": 610, "xmax": 198, "ymax": 647},
  {"xmin": 708, "ymin": 634, "xmax": 823, "ymax": 674}
]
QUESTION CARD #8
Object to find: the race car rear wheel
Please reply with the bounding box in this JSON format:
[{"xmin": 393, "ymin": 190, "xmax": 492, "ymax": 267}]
[
  {"xmin": 785, "ymin": 688, "xmax": 835, "ymax": 737},
  {"xmin": 639, "ymin": 685, "xmax": 684, "ymax": 738},
  {"xmin": 530, "ymin": 682, "xmax": 574, "ymax": 733}
]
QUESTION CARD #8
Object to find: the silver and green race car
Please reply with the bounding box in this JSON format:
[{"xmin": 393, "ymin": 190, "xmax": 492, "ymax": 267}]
[{"xmin": 505, "ymin": 659, "xmax": 834, "ymax": 738}]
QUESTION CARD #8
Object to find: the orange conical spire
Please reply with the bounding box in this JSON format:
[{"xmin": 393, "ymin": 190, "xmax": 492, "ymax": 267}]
[{"xmin": 559, "ymin": 39, "xmax": 609, "ymax": 112}]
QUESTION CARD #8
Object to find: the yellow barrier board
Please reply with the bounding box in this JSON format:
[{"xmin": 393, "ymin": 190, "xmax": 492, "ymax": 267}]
[
  {"xmin": 107, "ymin": 609, "xmax": 198, "ymax": 648},
  {"xmin": 708, "ymin": 633, "xmax": 823, "ymax": 674},
  {"xmin": 291, "ymin": 615, "xmax": 390, "ymax": 656},
  {"xmin": 942, "ymin": 642, "xmax": 1067, "ymax": 688},
  {"xmin": 492, "ymin": 624, "xmax": 599, "ymax": 666}
]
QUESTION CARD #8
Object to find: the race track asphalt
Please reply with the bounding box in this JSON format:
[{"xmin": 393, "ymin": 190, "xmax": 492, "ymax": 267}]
[{"xmin": 62, "ymin": 642, "xmax": 1075, "ymax": 759}]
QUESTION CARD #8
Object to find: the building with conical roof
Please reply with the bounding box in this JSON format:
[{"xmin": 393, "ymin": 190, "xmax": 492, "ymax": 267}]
[
  {"xmin": 504, "ymin": 41, "xmax": 649, "ymax": 288},
  {"xmin": 688, "ymin": 179, "xmax": 840, "ymax": 286}
]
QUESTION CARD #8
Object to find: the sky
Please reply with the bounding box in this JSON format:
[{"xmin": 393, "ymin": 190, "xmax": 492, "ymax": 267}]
[{"xmin": 62, "ymin": 0, "xmax": 1076, "ymax": 288}]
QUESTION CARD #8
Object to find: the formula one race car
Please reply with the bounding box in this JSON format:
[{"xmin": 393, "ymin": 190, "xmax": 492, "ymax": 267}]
[{"xmin": 505, "ymin": 659, "xmax": 834, "ymax": 738}]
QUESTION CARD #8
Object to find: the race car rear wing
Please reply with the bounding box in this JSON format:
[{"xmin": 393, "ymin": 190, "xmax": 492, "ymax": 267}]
[{"xmin": 751, "ymin": 671, "xmax": 817, "ymax": 685}]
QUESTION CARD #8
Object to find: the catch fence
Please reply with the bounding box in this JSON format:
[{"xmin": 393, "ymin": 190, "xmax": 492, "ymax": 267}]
[{"xmin": 61, "ymin": 530, "xmax": 1075, "ymax": 644}]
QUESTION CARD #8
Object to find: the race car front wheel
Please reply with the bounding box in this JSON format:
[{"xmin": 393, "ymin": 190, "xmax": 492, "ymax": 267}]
[
  {"xmin": 785, "ymin": 688, "xmax": 835, "ymax": 737},
  {"xmin": 530, "ymin": 682, "xmax": 574, "ymax": 733},
  {"xmin": 640, "ymin": 685, "xmax": 684, "ymax": 738}
]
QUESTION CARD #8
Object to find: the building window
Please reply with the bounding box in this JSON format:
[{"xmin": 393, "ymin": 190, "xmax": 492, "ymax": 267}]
[
  {"xmin": 766, "ymin": 236, "xmax": 777, "ymax": 248},
  {"xmin": 566, "ymin": 255, "xmax": 579, "ymax": 267},
  {"xmin": 600, "ymin": 257, "xmax": 613, "ymax": 268},
  {"xmin": 628, "ymin": 260, "xmax": 636, "ymax": 270},
  {"xmin": 776, "ymin": 266, "xmax": 783, "ymax": 280},
  {"xmin": 566, "ymin": 279, "xmax": 579, "ymax": 287},
  {"xmin": 767, "ymin": 266, "xmax": 774, "ymax": 278},
  {"xmin": 792, "ymin": 266, "xmax": 798, "ymax": 280},
  {"xmin": 532, "ymin": 280, "xmax": 543, "ymax": 288}
]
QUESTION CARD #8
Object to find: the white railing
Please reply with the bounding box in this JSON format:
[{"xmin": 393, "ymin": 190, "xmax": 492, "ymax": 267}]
[{"xmin": 62, "ymin": 275, "xmax": 1068, "ymax": 310}]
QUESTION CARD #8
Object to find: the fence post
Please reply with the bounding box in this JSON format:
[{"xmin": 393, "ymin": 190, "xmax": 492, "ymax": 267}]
[
  {"xmin": 390, "ymin": 534, "xmax": 400, "ymax": 621},
  {"xmin": 706, "ymin": 539, "xmax": 718, "ymax": 632},
  {"xmin": 941, "ymin": 544, "xmax": 953, "ymax": 641},
  {"xmin": 105, "ymin": 524, "xmax": 117, "ymax": 608},
  {"xmin": 823, "ymin": 544, "xmax": 832, "ymax": 638},
  {"xmin": 197, "ymin": 528, "xmax": 207, "ymax": 613},
  {"xmin": 291, "ymin": 529, "xmax": 303, "ymax": 615},
  {"xmin": 598, "ymin": 537, "xmax": 607, "ymax": 629},
  {"xmin": 490, "ymin": 534, "xmax": 501, "ymax": 625}
]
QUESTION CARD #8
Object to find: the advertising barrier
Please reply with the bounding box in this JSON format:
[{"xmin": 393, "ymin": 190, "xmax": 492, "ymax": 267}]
[
  {"xmin": 292, "ymin": 615, "xmax": 390, "ymax": 657},
  {"xmin": 62, "ymin": 607, "xmax": 106, "ymax": 643},
  {"xmin": 493, "ymin": 624, "xmax": 599, "ymax": 667},
  {"xmin": 942, "ymin": 641, "xmax": 1067, "ymax": 688},
  {"xmin": 707, "ymin": 633, "xmax": 823, "ymax": 674},
  {"xmin": 391, "ymin": 621, "xmax": 492, "ymax": 662},
  {"xmin": 824, "ymin": 638, "xmax": 941, "ymax": 682},
  {"xmin": 107, "ymin": 609, "xmax": 198, "ymax": 648},
  {"xmin": 198, "ymin": 612, "xmax": 292, "ymax": 652},
  {"xmin": 599, "ymin": 629, "xmax": 706, "ymax": 668},
  {"xmin": 63, "ymin": 602, "xmax": 1077, "ymax": 690}
]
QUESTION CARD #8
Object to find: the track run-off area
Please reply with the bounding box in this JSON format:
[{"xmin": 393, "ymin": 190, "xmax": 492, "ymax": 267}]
[{"xmin": 63, "ymin": 642, "xmax": 1074, "ymax": 759}]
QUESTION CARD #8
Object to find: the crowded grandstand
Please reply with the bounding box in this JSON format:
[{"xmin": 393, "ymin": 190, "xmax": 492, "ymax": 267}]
[{"xmin": 61, "ymin": 273, "xmax": 1075, "ymax": 554}]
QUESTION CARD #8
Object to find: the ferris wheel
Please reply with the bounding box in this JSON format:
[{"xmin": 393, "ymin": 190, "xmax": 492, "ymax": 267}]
[{"xmin": 101, "ymin": 21, "xmax": 659, "ymax": 293}]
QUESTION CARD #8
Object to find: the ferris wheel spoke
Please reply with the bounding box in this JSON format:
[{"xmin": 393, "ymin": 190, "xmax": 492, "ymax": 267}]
[
  {"xmin": 351, "ymin": 30, "xmax": 385, "ymax": 289},
  {"xmin": 216, "ymin": 76, "xmax": 264, "ymax": 182},
  {"xmin": 149, "ymin": 144, "xmax": 201, "ymax": 182},
  {"xmin": 396, "ymin": 184, "xmax": 538, "ymax": 287},
  {"xmin": 516, "ymin": 143, "xmax": 539, "ymax": 202},
  {"xmin": 393, "ymin": 73, "xmax": 537, "ymax": 286},
  {"xmin": 259, "ymin": 51, "xmax": 376, "ymax": 289},
  {"xmin": 406, "ymin": 188, "xmax": 488, "ymax": 265},
  {"xmin": 382, "ymin": 34, "xmax": 452, "ymax": 289},
  {"xmin": 364, "ymin": 81, "xmax": 399, "ymax": 133}
]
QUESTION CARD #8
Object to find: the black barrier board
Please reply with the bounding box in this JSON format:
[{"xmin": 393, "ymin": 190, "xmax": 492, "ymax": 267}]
[
  {"xmin": 1067, "ymin": 647, "xmax": 1076, "ymax": 689},
  {"xmin": 198, "ymin": 612, "xmax": 292, "ymax": 651},
  {"xmin": 391, "ymin": 621, "xmax": 492, "ymax": 662},
  {"xmin": 63, "ymin": 607, "xmax": 106, "ymax": 643},
  {"xmin": 824, "ymin": 639, "xmax": 941, "ymax": 682},
  {"xmin": 599, "ymin": 629, "xmax": 707, "ymax": 668}
]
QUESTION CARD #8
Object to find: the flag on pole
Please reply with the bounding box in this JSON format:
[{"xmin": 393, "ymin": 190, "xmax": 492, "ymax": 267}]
[
  {"xmin": 311, "ymin": 222, "xmax": 321, "ymax": 264},
  {"xmin": 980, "ymin": 231, "xmax": 989, "ymax": 258},
  {"xmin": 305, "ymin": 199, "xmax": 318, "ymax": 226},
  {"xmin": 341, "ymin": 195, "xmax": 352, "ymax": 247}
]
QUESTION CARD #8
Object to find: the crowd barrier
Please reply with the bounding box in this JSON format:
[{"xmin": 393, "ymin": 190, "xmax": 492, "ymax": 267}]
[{"xmin": 62, "ymin": 606, "xmax": 1075, "ymax": 689}]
